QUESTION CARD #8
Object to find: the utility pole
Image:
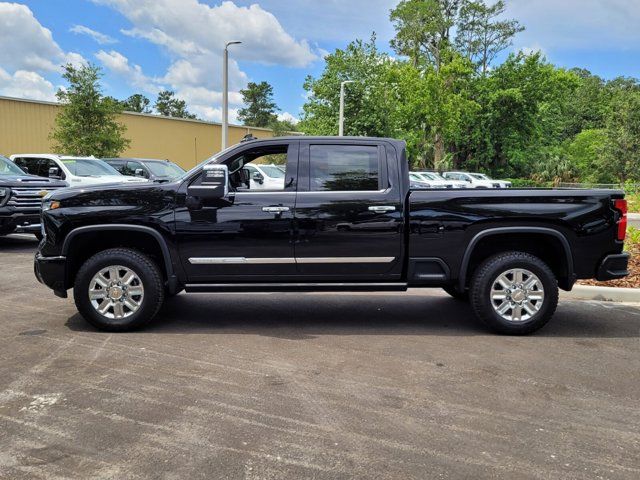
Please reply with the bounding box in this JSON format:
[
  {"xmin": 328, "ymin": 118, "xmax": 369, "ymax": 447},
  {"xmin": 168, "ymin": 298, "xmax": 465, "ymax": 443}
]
[
  {"xmin": 222, "ymin": 41, "xmax": 242, "ymax": 150},
  {"xmin": 338, "ymin": 80, "xmax": 354, "ymax": 136}
]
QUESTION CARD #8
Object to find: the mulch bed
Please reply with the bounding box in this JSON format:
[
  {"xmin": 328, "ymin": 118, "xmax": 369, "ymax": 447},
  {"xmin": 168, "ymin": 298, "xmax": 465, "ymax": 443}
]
[{"xmin": 579, "ymin": 246, "xmax": 640, "ymax": 288}]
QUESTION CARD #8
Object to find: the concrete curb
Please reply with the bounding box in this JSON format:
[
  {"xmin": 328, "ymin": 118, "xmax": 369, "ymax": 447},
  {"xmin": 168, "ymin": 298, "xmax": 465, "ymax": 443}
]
[{"xmin": 561, "ymin": 285, "xmax": 640, "ymax": 303}]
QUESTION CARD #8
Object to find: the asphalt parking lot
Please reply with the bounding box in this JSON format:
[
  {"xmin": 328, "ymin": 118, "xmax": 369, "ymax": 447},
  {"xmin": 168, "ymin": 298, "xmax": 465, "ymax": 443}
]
[{"xmin": 1, "ymin": 235, "xmax": 639, "ymax": 479}]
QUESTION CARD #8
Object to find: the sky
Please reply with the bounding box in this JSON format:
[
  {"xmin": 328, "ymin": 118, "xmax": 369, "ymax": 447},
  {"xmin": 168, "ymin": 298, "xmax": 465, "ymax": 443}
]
[{"xmin": 1, "ymin": 0, "xmax": 639, "ymax": 125}]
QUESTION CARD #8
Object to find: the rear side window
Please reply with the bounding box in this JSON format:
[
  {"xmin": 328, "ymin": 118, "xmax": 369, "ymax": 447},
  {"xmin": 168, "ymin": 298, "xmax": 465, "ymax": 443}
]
[{"xmin": 309, "ymin": 145, "xmax": 379, "ymax": 191}]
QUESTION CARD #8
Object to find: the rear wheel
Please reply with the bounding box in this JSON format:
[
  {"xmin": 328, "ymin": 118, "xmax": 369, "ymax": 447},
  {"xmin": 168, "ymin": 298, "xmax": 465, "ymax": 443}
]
[
  {"xmin": 74, "ymin": 248, "xmax": 164, "ymax": 331},
  {"xmin": 470, "ymin": 252, "xmax": 558, "ymax": 335}
]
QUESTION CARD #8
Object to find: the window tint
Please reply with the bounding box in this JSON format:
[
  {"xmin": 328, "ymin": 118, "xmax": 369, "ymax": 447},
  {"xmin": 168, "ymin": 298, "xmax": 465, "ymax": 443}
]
[
  {"xmin": 106, "ymin": 161, "xmax": 126, "ymax": 174},
  {"xmin": 309, "ymin": 145, "xmax": 379, "ymax": 191}
]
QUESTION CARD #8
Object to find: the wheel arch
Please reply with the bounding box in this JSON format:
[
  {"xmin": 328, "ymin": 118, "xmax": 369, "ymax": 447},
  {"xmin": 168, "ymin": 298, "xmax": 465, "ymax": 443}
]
[
  {"xmin": 458, "ymin": 227, "xmax": 574, "ymax": 291},
  {"xmin": 62, "ymin": 224, "xmax": 176, "ymax": 289}
]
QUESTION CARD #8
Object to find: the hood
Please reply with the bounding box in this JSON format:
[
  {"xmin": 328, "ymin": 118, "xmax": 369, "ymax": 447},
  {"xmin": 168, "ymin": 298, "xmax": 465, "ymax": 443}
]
[
  {"xmin": 69, "ymin": 175, "xmax": 150, "ymax": 186},
  {"xmin": 0, "ymin": 174, "xmax": 68, "ymax": 188},
  {"xmin": 49, "ymin": 177, "xmax": 167, "ymax": 203}
]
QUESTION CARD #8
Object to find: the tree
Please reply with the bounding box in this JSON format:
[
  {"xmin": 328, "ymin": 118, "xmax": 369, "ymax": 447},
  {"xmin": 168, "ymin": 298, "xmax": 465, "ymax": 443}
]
[
  {"xmin": 603, "ymin": 90, "xmax": 640, "ymax": 183},
  {"xmin": 390, "ymin": 0, "xmax": 460, "ymax": 69},
  {"xmin": 237, "ymin": 81, "xmax": 279, "ymax": 128},
  {"xmin": 455, "ymin": 0, "xmax": 524, "ymax": 75},
  {"xmin": 299, "ymin": 36, "xmax": 397, "ymax": 138},
  {"xmin": 50, "ymin": 63, "xmax": 130, "ymax": 157},
  {"xmin": 154, "ymin": 90, "xmax": 197, "ymax": 119},
  {"xmin": 123, "ymin": 94, "xmax": 152, "ymax": 113}
]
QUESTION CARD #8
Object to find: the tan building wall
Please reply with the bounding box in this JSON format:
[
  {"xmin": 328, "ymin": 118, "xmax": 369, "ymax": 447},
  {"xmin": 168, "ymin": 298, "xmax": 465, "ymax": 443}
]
[{"xmin": 0, "ymin": 96, "xmax": 277, "ymax": 170}]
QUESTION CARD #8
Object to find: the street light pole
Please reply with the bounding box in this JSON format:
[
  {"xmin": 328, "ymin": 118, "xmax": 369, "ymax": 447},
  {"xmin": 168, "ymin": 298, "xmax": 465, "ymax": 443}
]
[
  {"xmin": 338, "ymin": 80, "xmax": 354, "ymax": 136},
  {"xmin": 222, "ymin": 41, "xmax": 242, "ymax": 150}
]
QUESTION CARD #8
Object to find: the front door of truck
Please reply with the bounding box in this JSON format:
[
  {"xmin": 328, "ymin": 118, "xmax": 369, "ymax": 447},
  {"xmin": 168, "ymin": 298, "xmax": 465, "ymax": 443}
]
[
  {"xmin": 175, "ymin": 141, "xmax": 299, "ymax": 281},
  {"xmin": 294, "ymin": 140, "xmax": 404, "ymax": 280}
]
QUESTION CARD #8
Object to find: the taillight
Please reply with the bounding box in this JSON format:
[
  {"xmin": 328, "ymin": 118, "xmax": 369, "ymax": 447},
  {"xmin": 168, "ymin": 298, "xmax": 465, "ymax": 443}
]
[{"xmin": 614, "ymin": 199, "xmax": 627, "ymax": 241}]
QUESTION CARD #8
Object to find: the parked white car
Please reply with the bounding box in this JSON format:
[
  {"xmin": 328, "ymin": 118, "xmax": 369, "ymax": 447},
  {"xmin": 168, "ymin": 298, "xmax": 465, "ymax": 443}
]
[
  {"xmin": 468, "ymin": 173, "xmax": 512, "ymax": 188},
  {"xmin": 443, "ymin": 171, "xmax": 506, "ymax": 188},
  {"xmin": 10, "ymin": 154, "xmax": 150, "ymax": 187},
  {"xmin": 412, "ymin": 171, "xmax": 467, "ymax": 188},
  {"xmin": 242, "ymin": 163, "xmax": 287, "ymax": 190}
]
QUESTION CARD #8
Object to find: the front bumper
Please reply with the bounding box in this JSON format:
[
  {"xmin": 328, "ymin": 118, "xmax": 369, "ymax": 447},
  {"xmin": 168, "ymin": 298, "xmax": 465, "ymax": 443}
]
[
  {"xmin": 0, "ymin": 213, "xmax": 40, "ymax": 235},
  {"xmin": 596, "ymin": 253, "xmax": 630, "ymax": 281},
  {"xmin": 34, "ymin": 253, "xmax": 68, "ymax": 298}
]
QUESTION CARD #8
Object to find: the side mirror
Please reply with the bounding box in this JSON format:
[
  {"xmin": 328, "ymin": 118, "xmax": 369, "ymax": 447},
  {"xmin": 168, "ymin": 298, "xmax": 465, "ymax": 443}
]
[
  {"xmin": 49, "ymin": 167, "xmax": 60, "ymax": 178},
  {"xmin": 252, "ymin": 171, "xmax": 264, "ymax": 184},
  {"xmin": 188, "ymin": 164, "xmax": 228, "ymax": 200},
  {"xmin": 134, "ymin": 168, "xmax": 146, "ymax": 177}
]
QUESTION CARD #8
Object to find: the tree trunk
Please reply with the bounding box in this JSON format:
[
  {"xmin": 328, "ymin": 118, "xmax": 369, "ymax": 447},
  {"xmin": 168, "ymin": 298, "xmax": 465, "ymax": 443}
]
[{"xmin": 434, "ymin": 132, "xmax": 445, "ymax": 170}]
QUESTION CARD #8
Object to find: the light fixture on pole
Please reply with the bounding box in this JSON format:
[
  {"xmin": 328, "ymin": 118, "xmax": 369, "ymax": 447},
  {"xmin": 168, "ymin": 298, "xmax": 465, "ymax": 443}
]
[
  {"xmin": 339, "ymin": 80, "xmax": 354, "ymax": 136},
  {"xmin": 222, "ymin": 41, "xmax": 242, "ymax": 150}
]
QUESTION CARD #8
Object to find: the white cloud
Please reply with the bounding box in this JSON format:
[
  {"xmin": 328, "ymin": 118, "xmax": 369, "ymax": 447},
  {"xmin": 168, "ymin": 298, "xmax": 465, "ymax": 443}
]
[
  {"xmin": 0, "ymin": 2, "xmax": 81, "ymax": 72},
  {"xmin": 0, "ymin": 3, "xmax": 85, "ymax": 102},
  {"xmin": 93, "ymin": 0, "xmax": 317, "ymax": 67},
  {"xmin": 507, "ymin": 0, "xmax": 640, "ymax": 52},
  {"xmin": 278, "ymin": 111, "xmax": 299, "ymax": 125},
  {"xmin": 70, "ymin": 24, "xmax": 117, "ymax": 45},
  {"xmin": 95, "ymin": 50, "xmax": 161, "ymax": 94},
  {"xmin": 0, "ymin": 67, "xmax": 57, "ymax": 101},
  {"xmin": 92, "ymin": 0, "xmax": 317, "ymax": 123}
]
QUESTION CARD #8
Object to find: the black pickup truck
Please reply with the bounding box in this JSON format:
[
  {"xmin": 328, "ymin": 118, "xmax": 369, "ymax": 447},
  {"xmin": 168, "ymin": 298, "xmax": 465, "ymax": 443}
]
[
  {"xmin": 0, "ymin": 155, "xmax": 67, "ymax": 239},
  {"xmin": 34, "ymin": 137, "xmax": 629, "ymax": 334}
]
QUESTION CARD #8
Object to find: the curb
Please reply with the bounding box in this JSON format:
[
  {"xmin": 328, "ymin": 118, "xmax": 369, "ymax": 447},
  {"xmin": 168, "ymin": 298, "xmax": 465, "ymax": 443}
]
[{"xmin": 561, "ymin": 285, "xmax": 640, "ymax": 303}]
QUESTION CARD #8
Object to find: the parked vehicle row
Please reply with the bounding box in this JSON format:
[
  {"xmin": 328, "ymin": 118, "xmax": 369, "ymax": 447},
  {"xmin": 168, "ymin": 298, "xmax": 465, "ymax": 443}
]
[
  {"xmin": 409, "ymin": 170, "xmax": 511, "ymax": 189},
  {"xmin": 0, "ymin": 153, "xmax": 185, "ymax": 238},
  {"xmin": 34, "ymin": 136, "xmax": 628, "ymax": 336},
  {"xmin": 0, "ymin": 155, "xmax": 67, "ymax": 239}
]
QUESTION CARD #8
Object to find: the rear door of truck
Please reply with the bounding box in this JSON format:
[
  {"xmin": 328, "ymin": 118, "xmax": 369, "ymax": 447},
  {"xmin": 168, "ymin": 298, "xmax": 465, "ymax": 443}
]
[{"xmin": 294, "ymin": 139, "xmax": 405, "ymax": 279}]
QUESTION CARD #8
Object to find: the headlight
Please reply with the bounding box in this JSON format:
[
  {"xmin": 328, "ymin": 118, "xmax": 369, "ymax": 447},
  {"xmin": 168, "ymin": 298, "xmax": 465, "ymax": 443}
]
[
  {"xmin": 0, "ymin": 187, "xmax": 8, "ymax": 197},
  {"xmin": 42, "ymin": 200, "xmax": 61, "ymax": 211}
]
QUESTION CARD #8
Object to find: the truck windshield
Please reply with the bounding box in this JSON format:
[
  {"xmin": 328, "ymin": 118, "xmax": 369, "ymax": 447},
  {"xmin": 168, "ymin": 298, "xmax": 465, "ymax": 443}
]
[
  {"xmin": 146, "ymin": 162, "xmax": 185, "ymax": 178},
  {"xmin": 62, "ymin": 159, "xmax": 121, "ymax": 176},
  {"xmin": 0, "ymin": 155, "xmax": 27, "ymax": 175}
]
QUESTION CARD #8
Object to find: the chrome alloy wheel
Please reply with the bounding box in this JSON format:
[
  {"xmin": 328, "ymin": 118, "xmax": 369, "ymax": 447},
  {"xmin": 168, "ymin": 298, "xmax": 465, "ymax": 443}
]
[
  {"xmin": 490, "ymin": 268, "xmax": 544, "ymax": 322},
  {"xmin": 88, "ymin": 265, "xmax": 144, "ymax": 319}
]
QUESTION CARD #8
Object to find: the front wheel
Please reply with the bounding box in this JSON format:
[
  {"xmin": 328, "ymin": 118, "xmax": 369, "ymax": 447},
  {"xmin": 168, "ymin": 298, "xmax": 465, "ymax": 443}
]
[
  {"xmin": 469, "ymin": 252, "xmax": 558, "ymax": 335},
  {"xmin": 74, "ymin": 248, "xmax": 164, "ymax": 331}
]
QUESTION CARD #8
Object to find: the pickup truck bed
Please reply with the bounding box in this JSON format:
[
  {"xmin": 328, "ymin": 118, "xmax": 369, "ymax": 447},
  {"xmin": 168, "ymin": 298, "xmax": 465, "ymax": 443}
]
[{"xmin": 34, "ymin": 136, "xmax": 629, "ymax": 334}]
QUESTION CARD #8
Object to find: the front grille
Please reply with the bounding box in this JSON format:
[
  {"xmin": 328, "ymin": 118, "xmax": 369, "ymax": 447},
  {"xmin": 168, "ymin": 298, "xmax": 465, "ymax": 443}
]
[{"xmin": 7, "ymin": 186, "xmax": 63, "ymax": 212}]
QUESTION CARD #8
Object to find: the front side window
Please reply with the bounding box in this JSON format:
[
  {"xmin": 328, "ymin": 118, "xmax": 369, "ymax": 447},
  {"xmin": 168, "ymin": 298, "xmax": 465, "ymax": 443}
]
[
  {"xmin": 228, "ymin": 145, "xmax": 290, "ymax": 191},
  {"xmin": 309, "ymin": 145, "xmax": 379, "ymax": 191},
  {"xmin": 14, "ymin": 157, "xmax": 44, "ymax": 176},
  {"xmin": 126, "ymin": 161, "xmax": 147, "ymax": 177}
]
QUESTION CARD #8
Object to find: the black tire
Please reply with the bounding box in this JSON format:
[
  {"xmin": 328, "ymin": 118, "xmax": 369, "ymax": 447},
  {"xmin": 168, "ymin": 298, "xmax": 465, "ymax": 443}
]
[
  {"xmin": 442, "ymin": 286, "xmax": 468, "ymax": 301},
  {"xmin": 469, "ymin": 252, "xmax": 558, "ymax": 335},
  {"xmin": 74, "ymin": 248, "xmax": 164, "ymax": 331}
]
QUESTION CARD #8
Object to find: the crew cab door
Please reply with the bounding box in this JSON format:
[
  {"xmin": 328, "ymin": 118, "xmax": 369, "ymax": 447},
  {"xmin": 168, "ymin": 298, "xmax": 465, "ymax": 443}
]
[
  {"xmin": 175, "ymin": 141, "xmax": 298, "ymax": 281},
  {"xmin": 294, "ymin": 140, "xmax": 404, "ymax": 279}
]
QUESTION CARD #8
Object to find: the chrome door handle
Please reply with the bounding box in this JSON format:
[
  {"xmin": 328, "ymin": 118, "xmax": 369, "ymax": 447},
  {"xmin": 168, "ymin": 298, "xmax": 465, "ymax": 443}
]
[
  {"xmin": 262, "ymin": 206, "xmax": 290, "ymax": 213},
  {"xmin": 368, "ymin": 206, "xmax": 396, "ymax": 213}
]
